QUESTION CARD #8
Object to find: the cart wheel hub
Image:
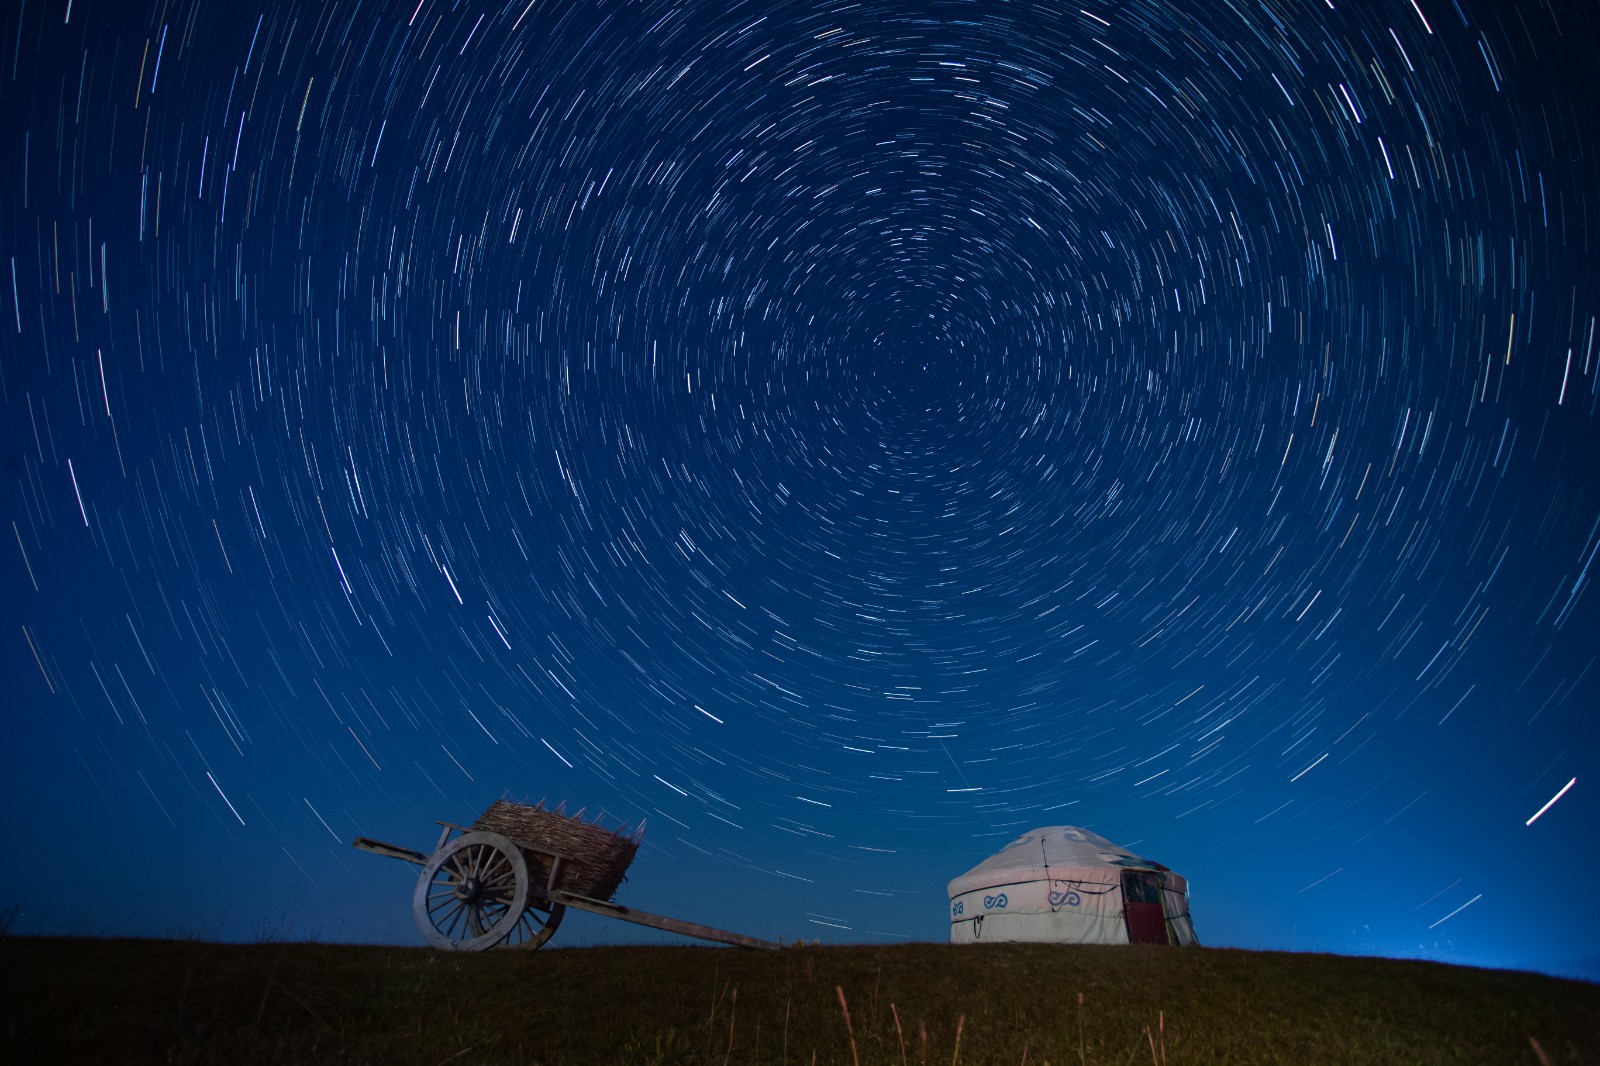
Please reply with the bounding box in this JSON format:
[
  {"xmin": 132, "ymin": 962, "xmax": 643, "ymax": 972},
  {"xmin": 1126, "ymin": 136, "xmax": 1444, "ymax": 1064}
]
[{"xmin": 458, "ymin": 876, "xmax": 483, "ymax": 903}]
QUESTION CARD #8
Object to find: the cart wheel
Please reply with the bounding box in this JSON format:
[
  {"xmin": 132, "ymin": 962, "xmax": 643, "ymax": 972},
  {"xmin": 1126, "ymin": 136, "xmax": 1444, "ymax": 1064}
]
[
  {"xmin": 503, "ymin": 898, "xmax": 567, "ymax": 950},
  {"xmin": 412, "ymin": 831, "xmax": 530, "ymax": 951}
]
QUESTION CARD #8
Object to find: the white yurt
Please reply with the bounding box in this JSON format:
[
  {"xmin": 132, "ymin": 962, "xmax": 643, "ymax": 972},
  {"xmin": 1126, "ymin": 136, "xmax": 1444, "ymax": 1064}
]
[{"xmin": 947, "ymin": 826, "xmax": 1198, "ymax": 945}]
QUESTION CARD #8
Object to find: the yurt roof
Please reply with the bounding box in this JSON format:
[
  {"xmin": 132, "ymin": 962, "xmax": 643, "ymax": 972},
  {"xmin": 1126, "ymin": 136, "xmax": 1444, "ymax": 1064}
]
[{"xmin": 948, "ymin": 825, "xmax": 1179, "ymax": 896}]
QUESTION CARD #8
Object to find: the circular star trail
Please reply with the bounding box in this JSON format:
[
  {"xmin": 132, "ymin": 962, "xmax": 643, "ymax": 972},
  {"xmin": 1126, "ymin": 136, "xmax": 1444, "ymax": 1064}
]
[{"xmin": 2, "ymin": 0, "xmax": 1597, "ymax": 969}]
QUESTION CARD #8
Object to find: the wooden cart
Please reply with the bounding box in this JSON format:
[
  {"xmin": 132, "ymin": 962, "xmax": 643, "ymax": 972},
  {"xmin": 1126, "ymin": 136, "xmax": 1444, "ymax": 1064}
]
[{"xmin": 353, "ymin": 802, "xmax": 778, "ymax": 952}]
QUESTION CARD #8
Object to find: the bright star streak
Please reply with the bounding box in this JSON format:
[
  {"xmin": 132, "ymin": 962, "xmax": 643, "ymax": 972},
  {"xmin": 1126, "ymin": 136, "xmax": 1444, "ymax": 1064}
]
[{"xmin": 1525, "ymin": 778, "xmax": 1576, "ymax": 826}]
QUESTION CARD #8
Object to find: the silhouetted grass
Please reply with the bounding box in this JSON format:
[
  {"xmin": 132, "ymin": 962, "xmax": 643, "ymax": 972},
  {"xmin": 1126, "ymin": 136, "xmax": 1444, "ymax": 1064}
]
[{"xmin": 2, "ymin": 935, "xmax": 1594, "ymax": 1063}]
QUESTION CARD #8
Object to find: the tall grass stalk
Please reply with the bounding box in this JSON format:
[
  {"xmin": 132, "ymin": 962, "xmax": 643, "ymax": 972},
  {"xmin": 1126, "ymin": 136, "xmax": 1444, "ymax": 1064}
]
[
  {"xmin": 836, "ymin": 985, "xmax": 861, "ymax": 1066},
  {"xmin": 1138, "ymin": 1009, "xmax": 1168, "ymax": 1066},
  {"xmin": 891, "ymin": 1002, "xmax": 907, "ymax": 1066},
  {"xmin": 706, "ymin": 968, "xmax": 727, "ymax": 1059},
  {"xmin": 254, "ymin": 956, "xmax": 280, "ymax": 1026},
  {"xmin": 1076, "ymin": 991, "xmax": 1086, "ymax": 1066}
]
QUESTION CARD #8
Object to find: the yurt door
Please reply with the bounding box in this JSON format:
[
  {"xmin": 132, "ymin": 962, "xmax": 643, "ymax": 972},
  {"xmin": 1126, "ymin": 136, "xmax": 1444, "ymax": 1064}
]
[{"xmin": 1121, "ymin": 871, "xmax": 1169, "ymax": 944}]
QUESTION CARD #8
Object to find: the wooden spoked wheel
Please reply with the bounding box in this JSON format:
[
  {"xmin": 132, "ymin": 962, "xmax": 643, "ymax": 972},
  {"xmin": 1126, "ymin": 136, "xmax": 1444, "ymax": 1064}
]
[
  {"xmin": 412, "ymin": 831, "xmax": 530, "ymax": 951},
  {"xmin": 502, "ymin": 897, "xmax": 567, "ymax": 950}
]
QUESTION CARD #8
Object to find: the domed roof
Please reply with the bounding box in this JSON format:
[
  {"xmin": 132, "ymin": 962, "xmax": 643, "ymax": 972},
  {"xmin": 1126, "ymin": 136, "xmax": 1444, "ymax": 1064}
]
[{"xmin": 947, "ymin": 826, "xmax": 1179, "ymax": 897}]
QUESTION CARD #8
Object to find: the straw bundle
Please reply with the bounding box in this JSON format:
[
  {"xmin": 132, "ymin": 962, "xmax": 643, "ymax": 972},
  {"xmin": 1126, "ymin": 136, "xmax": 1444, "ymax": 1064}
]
[{"xmin": 472, "ymin": 799, "xmax": 642, "ymax": 900}]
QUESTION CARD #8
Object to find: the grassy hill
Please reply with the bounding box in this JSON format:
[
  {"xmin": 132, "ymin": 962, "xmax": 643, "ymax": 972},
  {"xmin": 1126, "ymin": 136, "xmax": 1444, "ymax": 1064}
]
[{"xmin": 3, "ymin": 935, "xmax": 1595, "ymax": 1063}]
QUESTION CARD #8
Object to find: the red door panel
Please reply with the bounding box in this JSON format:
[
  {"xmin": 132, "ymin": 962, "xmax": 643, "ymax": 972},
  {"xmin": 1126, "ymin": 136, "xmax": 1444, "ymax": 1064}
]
[{"xmin": 1123, "ymin": 871, "xmax": 1170, "ymax": 944}]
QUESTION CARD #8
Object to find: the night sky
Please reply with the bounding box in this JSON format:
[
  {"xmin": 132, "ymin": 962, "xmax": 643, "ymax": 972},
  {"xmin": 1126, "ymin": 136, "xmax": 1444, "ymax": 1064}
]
[{"xmin": 3, "ymin": 0, "xmax": 1597, "ymax": 980}]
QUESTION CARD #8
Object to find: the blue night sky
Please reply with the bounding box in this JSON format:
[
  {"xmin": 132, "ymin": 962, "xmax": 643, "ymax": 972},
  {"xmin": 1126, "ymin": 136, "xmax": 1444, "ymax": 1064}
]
[{"xmin": 2, "ymin": 0, "xmax": 1597, "ymax": 981}]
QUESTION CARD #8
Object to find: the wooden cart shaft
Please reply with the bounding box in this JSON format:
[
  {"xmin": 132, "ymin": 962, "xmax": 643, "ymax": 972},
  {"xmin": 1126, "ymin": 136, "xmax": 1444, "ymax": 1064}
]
[
  {"xmin": 551, "ymin": 890, "xmax": 780, "ymax": 950},
  {"xmin": 352, "ymin": 836, "xmax": 428, "ymax": 865}
]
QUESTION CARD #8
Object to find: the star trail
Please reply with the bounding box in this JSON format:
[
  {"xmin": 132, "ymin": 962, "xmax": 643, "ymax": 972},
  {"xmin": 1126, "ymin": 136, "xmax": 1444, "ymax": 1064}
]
[{"xmin": 2, "ymin": 0, "xmax": 1597, "ymax": 977}]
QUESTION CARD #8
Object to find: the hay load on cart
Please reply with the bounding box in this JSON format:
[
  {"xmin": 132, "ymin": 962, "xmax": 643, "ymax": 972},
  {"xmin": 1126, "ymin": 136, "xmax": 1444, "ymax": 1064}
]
[
  {"xmin": 473, "ymin": 798, "xmax": 641, "ymax": 901},
  {"xmin": 353, "ymin": 797, "xmax": 777, "ymax": 952}
]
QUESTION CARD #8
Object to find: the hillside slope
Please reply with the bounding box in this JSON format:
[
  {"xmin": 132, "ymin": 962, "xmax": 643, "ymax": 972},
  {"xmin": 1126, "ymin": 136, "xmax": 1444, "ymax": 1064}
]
[{"xmin": 3, "ymin": 937, "xmax": 1595, "ymax": 1063}]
